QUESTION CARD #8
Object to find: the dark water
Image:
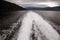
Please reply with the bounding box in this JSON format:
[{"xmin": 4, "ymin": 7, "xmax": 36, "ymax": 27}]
[{"xmin": 0, "ymin": 11, "xmax": 60, "ymax": 40}]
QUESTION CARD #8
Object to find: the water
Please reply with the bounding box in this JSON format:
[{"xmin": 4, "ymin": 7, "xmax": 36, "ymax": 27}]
[{"xmin": 17, "ymin": 11, "xmax": 60, "ymax": 40}]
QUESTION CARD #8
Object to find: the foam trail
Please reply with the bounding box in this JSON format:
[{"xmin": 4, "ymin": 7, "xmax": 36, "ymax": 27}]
[
  {"xmin": 17, "ymin": 11, "xmax": 34, "ymax": 40},
  {"xmin": 17, "ymin": 11, "xmax": 60, "ymax": 40},
  {"xmin": 32, "ymin": 12, "xmax": 60, "ymax": 40}
]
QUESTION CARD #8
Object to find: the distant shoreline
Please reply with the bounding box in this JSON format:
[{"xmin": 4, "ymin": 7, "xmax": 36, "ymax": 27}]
[{"xmin": 25, "ymin": 6, "xmax": 60, "ymax": 11}]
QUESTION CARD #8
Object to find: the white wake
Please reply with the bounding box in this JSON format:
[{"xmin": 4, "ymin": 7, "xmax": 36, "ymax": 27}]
[{"xmin": 17, "ymin": 11, "xmax": 60, "ymax": 40}]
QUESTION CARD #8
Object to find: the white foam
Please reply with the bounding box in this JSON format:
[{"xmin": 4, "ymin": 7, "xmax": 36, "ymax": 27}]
[{"xmin": 17, "ymin": 11, "xmax": 60, "ymax": 40}]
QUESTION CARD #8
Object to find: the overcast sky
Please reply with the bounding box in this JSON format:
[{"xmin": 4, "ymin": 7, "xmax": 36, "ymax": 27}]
[
  {"xmin": 5, "ymin": 0, "xmax": 60, "ymax": 2},
  {"xmin": 5, "ymin": 0, "xmax": 60, "ymax": 8}
]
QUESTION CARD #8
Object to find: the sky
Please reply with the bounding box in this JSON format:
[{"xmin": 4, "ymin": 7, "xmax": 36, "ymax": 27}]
[
  {"xmin": 5, "ymin": 0, "xmax": 60, "ymax": 8},
  {"xmin": 5, "ymin": 0, "xmax": 60, "ymax": 2}
]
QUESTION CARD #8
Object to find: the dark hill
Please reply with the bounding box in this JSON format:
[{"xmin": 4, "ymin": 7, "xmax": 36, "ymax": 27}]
[
  {"xmin": 0, "ymin": 1, "xmax": 26, "ymax": 12},
  {"xmin": 26, "ymin": 6, "xmax": 60, "ymax": 11}
]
